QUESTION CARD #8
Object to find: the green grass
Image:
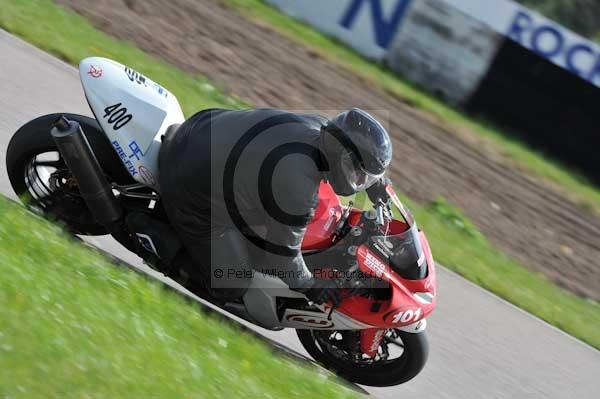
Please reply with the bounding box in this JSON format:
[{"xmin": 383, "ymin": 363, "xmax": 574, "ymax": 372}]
[
  {"xmin": 0, "ymin": 0, "xmax": 598, "ymax": 352},
  {"xmin": 0, "ymin": 196, "xmax": 359, "ymax": 398},
  {"xmin": 219, "ymin": 0, "xmax": 600, "ymax": 216}
]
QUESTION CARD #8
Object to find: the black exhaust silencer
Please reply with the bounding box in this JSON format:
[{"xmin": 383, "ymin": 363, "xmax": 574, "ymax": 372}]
[{"xmin": 51, "ymin": 116, "xmax": 123, "ymax": 229}]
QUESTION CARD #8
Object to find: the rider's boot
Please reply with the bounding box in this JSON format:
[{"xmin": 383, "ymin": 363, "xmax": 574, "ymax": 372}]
[{"xmin": 125, "ymin": 212, "xmax": 182, "ymax": 274}]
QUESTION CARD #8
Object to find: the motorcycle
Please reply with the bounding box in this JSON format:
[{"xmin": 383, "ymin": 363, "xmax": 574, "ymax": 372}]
[{"xmin": 5, "ymin": 57, "xmax": 437, "ymax": 387}]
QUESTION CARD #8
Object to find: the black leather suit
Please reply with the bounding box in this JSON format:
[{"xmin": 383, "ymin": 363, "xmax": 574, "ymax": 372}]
[{"xmin": 159, "ymin": 109, "xmax": 328, "ymax": 299}]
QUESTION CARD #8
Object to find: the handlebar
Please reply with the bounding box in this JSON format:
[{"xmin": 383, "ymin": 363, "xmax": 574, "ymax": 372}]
[
  {"xmin": 374, "ymin": 200, "xmax": 392, "ymax": 228},
  {"xmin": 375, "ymin": 202, "xmax": 385, "ymax": 226}
]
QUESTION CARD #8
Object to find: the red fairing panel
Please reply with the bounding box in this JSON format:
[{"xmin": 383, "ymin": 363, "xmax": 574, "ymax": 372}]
[
  {"xmin": 337, "ymin": 234, "xmax": 437, "ymax": 329},
  {"xmin": 302, "ymin": 181, "xmax": 343, "ymax": 250}
]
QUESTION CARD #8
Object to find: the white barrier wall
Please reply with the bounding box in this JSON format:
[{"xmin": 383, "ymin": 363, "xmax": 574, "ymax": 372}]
[
  {"xmin": 266, "ymin": 0, "xmax": 600, "ymax": 92},
  {"xmin": 385, "ymin": 0, "xmax": 503, "ymax": 103}
]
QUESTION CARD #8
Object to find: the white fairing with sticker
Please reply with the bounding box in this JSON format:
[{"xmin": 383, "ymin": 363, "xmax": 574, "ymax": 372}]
[{"xmin": 79, "ymin": 57, "xmax": 185, "ymax": 190}]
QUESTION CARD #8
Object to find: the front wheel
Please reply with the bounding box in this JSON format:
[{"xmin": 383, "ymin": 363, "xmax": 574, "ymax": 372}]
[{"xmin": 296, "ymin": 329, "xmax": 428, "ymax": 387}]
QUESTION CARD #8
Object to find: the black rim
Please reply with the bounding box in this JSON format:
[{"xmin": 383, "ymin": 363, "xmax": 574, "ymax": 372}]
[{"xmin": 311, "ymin": 329, "xmax": 409, "ymax": 368}]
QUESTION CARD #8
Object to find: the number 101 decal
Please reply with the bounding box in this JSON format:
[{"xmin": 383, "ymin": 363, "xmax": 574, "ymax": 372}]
[
  {"xmin": 391, "ymin": 308, "xmax": 422, "ymax": 324},
  {"xmin": 103, "ymin": 103, "xmax": 132, "ymax": 131}
]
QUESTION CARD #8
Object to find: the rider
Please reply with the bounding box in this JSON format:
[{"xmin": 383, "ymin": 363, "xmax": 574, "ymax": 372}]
[{"xmin": 158, "ymin": 108, "xmax": 392, "ymax": 304}]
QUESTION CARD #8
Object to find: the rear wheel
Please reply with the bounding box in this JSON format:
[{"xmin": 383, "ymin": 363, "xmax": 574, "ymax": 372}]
[
  {"xmin": 296, "ymin": 328, "xmax": 428, "ymax": 387},
  {"xmin": 6, "ymin": 113, "xmax": 134, "ymax": 235}
]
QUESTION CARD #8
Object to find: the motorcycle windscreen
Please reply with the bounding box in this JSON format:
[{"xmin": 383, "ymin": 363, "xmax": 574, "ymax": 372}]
[
  {"xmin": 370, "ymin": 223, "xmax": 427, "ymax": 280},
  {"xmin": 386, "ymin": 185, "xmax": 415, "ymax": 227}
]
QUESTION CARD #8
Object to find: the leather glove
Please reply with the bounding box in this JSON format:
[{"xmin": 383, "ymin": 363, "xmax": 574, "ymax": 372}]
[
  {"xmin": 366, "ymin": 177, "xmax": 391, "ymax": 204},
  {"xmin": 302, "ymin": 278, "xmax": 342, "ymax": 305}
]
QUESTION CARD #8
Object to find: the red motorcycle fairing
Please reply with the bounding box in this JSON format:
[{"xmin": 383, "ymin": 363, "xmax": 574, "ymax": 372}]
[
  {"xmin": 301, "ymin": 181, "xmax": 437, "ymax": 331},
  {"xmin": 334, "ymin": 240, "xmax": 436, "ymax": 329},
  {"xmin": 302, "ymin": 182, "xmax": 343, "ymax": 250}
]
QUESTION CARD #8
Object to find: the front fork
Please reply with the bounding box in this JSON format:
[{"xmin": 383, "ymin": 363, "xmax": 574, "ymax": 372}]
[
  {"xmin": 360, "ymin": 319, "xmax": 427, "ymax": 358},
  {"xmin": 361, "ymin": 328, "xmax": 387, "ymax": 358}
]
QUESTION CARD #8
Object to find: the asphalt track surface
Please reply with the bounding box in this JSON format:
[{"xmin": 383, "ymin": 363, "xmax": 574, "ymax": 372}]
[{"xmin": 1, "ymin": 30, "xmax": 599, "ymax": 398}]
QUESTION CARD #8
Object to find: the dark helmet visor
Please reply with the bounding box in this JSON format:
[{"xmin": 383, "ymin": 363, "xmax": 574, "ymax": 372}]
[{"xmin": 340, "ymin": 151, "xmax": 384, "ymax": 192}]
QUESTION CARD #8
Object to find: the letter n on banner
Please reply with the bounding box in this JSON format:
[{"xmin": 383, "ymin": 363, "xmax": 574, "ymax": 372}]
[{"xmin": 340, "ymin": 0, "xmax": 412, "ymax": 49}]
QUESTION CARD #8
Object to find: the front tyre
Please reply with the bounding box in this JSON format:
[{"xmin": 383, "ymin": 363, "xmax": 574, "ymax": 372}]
[{"xmin": 296, "ymin": 329, "xmax": 428, "ymax": 387}]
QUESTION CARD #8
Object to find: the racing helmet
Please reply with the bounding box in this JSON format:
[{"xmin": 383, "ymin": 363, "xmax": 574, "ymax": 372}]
[{"xmin": 320, "ymin": 109, "xmax": 392, "ymax": 196}]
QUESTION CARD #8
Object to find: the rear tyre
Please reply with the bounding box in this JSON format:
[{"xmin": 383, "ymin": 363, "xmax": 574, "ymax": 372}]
[
  {"xmin": 6, "ymin": 113, "xmax": 134, "ymax": 235},
  {"xmin": 296, "ymin": 328, "xmax": 428, "ymax": 387}
]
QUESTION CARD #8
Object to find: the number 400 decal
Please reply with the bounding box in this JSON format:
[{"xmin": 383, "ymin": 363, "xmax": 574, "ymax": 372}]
[{"xmin": 103, "ymin": 103, "xmax": 132, "ymax": 131}]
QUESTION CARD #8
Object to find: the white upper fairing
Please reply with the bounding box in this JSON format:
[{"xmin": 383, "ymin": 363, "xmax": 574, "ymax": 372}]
[{"xmin": 79, "ymin": 57, "xmax": 185, "ymax": 190}]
